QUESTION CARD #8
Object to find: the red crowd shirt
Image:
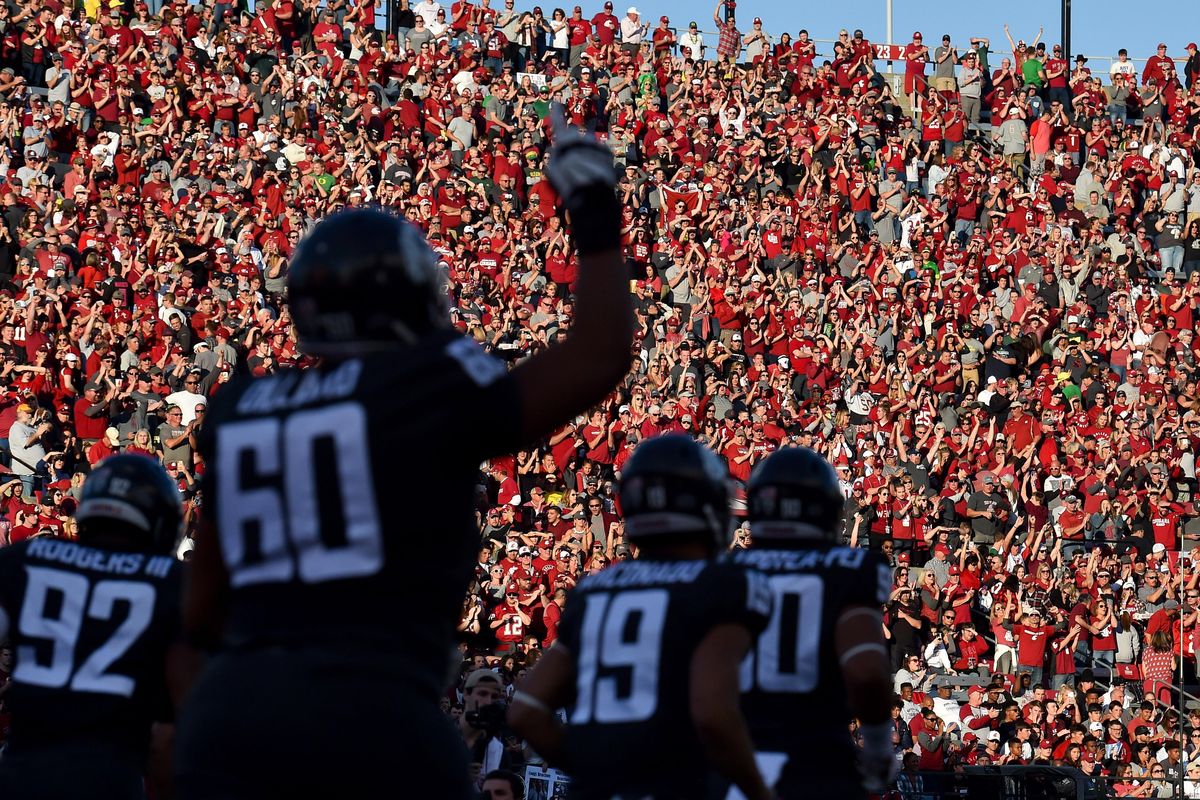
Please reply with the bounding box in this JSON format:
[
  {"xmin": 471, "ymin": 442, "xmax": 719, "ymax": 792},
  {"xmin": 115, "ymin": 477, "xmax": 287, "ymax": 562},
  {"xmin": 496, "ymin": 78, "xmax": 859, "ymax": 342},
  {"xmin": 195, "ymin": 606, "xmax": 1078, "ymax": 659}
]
[
  {"xmin": 1013, "ymin": 623, "xmax": 1055, "ymax": 667},
  {"xmin": 492, "ymin": 603, "xmax": 526, "ymax": 643}
]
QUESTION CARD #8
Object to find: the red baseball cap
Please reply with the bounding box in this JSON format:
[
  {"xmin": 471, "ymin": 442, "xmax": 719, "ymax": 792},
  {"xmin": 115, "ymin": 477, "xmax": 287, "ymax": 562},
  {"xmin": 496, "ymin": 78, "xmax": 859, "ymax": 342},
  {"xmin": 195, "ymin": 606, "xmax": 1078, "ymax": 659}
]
[{"xmin": 660, "ymin": 15, "xmax": 668, "ymax": 23}]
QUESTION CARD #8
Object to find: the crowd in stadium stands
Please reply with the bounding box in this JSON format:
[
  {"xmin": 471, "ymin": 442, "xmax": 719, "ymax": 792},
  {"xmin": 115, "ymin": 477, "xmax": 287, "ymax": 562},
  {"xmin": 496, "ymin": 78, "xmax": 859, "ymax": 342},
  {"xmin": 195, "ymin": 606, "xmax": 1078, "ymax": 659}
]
[{"xmin": 0, "ymin": 0, "xmax": 1198, "ymax": 792}]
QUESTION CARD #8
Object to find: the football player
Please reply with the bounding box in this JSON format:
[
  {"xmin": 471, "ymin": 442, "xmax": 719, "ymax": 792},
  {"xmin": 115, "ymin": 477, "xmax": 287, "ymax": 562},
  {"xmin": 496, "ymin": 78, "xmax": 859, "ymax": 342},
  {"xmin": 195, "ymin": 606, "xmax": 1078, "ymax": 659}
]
[
  {"xmin": 0, "ymin": 455, "xmax": 184, "ymax": 800},
  {"xmin": 729, "ymin": 447, "xmax": 895, "ymax": 799},
  {"xmin": 173, "ymin": 109, "xmax": 633, "ymax": 798},
  {"xmin": 508, "ymin": 434, "xmax": 777, "ymax": 800}
]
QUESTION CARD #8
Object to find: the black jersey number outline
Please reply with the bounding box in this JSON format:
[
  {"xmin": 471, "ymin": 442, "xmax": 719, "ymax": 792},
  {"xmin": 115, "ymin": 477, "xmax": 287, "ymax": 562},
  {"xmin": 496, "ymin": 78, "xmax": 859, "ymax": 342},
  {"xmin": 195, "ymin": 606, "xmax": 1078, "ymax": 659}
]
[
  {"xmin": 741, "ymin": 573, "xmax": 823, "ymax": 693},
  {"xmin": 216, "ymin": 401, "xmax": 383, "ymax": 587},
  {"xmin": 15, "ymin": 565, "xmax": 156, "ymax": 698},
  {"xmin": 571, "ymin": 589, "xmax": 668, "ymax": 725}
]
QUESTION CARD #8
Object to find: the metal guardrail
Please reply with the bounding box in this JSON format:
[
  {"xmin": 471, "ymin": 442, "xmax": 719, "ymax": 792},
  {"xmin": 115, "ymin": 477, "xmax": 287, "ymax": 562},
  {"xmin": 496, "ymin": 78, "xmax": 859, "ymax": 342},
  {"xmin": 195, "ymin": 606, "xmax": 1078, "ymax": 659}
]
[
  {"xmin": 667, "ymin": 31, "xmax": 1189, "ymax": 85},
  {"xmin": 902, "ymin": 765, "xmax": 1101, "ymax": 800}
]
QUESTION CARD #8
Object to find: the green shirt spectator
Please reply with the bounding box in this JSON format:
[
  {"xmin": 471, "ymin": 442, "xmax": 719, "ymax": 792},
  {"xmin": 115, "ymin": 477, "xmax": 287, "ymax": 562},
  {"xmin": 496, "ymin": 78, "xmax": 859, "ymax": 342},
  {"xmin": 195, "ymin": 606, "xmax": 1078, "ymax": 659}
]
[{"xmin": 1022, "ymin": 57, "xmax": 1045, "ymax": 87}]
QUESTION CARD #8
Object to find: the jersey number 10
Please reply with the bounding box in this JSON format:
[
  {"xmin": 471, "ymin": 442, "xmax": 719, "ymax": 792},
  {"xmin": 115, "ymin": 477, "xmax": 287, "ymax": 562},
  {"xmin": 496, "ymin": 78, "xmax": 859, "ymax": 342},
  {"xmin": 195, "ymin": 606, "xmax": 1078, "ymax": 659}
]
[
  {"xmin": 216, "ymin": 402, "xmax": 384, "ymax": 587},
  {"xmin": 741, "ymin": 574, "xmax": 823, "ymax": 693}
]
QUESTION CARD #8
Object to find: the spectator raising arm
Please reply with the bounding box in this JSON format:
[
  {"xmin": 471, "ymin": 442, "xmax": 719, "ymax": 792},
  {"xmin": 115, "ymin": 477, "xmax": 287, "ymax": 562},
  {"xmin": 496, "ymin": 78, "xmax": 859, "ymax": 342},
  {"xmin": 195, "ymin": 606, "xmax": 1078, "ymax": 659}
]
[{"xmin": 507, "ymin": 107, "xmax": 633, "ymax": 444}]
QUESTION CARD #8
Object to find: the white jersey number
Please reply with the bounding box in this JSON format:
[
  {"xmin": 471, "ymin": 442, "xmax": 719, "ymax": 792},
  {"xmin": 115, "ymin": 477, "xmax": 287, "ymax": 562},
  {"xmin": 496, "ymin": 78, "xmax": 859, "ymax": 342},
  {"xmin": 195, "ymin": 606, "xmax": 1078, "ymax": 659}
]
[
  {"xmin": 571, "ymin": 589, "xmax": 668, "ymax": 725},
  {"xmin": 741, "ymin": 574, "xmax": 824, "ymax": 693},
  {"xmin": 217, "ymin": 401, "xmax": 383, "ymax": 587},
  {"xmin": 15, "ymin": 566, "xmax": 156, "ymax": 698}
]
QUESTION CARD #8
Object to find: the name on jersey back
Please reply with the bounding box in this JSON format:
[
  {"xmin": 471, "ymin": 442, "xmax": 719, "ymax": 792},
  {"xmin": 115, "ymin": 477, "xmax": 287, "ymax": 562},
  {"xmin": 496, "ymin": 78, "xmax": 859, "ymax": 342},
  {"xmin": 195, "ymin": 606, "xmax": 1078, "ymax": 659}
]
[
  {"xmin": 733, "ymin": 547, "xmax": 866, "ymax": 572},
  {"xmin": 583, "ymin": 560, "xmax": 706, "ymax": 589},
  {"xmin": 236, "ymin": 359, "xmax": 363, "ymax": 415},
  {"xmin": 25, "ymin": 537, "xmax": 173, "ymax": 578}
]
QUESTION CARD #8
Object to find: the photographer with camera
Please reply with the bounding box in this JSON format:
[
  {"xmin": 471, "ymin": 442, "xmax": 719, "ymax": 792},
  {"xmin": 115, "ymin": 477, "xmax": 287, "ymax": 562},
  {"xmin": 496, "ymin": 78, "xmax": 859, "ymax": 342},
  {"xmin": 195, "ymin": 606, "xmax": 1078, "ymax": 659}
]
[
  {"xmin": 459, "ymin": 669, "xmax": 509, "ymax": 793},
  {"xmin": 7, "ymin": 402, "xmax": 50, "ymax": 497}
]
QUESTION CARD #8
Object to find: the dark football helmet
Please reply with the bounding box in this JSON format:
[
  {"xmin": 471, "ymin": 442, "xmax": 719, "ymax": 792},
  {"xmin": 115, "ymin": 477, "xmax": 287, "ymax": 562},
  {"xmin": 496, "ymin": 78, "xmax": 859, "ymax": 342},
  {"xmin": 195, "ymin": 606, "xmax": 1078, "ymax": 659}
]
[
  {"xmin": 747, "ymin": 447, "xmax": 843, "ymax": 544},
  {"xmin": 288, "ymin": 208, "xmax": 449, "ymax": 355},
  {"xmin": 617, "ymin": 434, "xmax": 731, "ymax": 549},
  {"xmin": 75, "ymin": 455, "xmax": 184, "ymax": 555}
]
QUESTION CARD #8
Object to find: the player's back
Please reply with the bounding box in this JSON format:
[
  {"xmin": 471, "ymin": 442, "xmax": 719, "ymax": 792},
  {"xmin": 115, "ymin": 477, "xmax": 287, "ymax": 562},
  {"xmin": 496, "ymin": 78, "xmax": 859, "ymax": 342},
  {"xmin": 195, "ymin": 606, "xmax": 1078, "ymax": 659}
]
[
  {"xmin": 199, "ymin": 331, "xmax": 521, "ymax": 693},
  {"xmin": 729, "ymin": 544, "xmax": 889, "ymax": 787},
  {"xmin": 556, "ymin": 557, "xmax": 772, "ymax": 800},
  {"xmin": 0, "ymin": 536, "xmax": 180, "ymax": 770}
]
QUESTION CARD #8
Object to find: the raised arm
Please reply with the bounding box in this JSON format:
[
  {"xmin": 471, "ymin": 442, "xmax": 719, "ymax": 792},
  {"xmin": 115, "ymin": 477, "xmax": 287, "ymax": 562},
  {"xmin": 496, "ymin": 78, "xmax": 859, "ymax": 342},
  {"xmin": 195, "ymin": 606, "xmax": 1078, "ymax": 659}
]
[{"xmin": 507, "ymin": 108, "xmax": 634, "ymax": 444}]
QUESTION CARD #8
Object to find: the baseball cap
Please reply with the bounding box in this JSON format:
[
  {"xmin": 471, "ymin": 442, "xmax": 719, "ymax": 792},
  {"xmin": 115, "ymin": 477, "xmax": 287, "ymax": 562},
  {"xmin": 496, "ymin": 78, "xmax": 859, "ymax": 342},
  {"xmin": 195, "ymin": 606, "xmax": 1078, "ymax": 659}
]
[
  {"xmin": 987, "ymin": 731, "xmax": 1001, "ymax": 742},
  {"xmin": 753, "ymin": 16, "xmax": 761, "ymax": 24},
  {"xmin": 464, "ymin": 669, "xmax": 503, "ymax": 691},
  {"xmin": 506, "ymin": 541, "xmax": 519, "ymax": 551}
]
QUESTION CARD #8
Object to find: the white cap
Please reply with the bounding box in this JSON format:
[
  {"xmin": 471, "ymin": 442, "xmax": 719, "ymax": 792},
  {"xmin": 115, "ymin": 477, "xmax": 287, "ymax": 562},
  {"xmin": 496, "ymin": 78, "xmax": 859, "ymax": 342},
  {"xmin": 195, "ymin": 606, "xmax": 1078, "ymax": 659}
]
[
  {"xmin": 988, "ymin": 731, "xmax": 1001, "ymax": 741},
  {"xmin": 1152, "ymin": 542, "xmax": 1167, "ymax": 553},
  {"xmin": 627, "ymin": 6, "xmax": 638, "ymax": 14},
  {"xmin": 1067, "ymin": 315, "xmax": 1079, "ymax": 324}
]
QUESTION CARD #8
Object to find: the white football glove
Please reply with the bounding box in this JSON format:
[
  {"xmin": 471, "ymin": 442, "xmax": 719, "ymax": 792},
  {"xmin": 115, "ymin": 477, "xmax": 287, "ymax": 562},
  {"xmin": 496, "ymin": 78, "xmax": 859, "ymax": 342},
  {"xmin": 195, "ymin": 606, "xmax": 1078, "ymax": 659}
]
[{"xmin": 545, "ymin": 104, "xmax": 616, "ymax": 209}]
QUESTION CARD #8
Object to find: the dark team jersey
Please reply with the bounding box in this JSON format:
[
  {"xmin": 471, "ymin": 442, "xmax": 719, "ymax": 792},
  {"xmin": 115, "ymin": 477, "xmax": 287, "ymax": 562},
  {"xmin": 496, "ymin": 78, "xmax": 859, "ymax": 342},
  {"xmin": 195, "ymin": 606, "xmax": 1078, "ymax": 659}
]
[
  {"xmin": 197, "ymin": 331, "xmax": 522, "ymax": 696},
  {"xmin": 555, "ymin": 558, "xmax": 772, "ymax": 799},
  {"xmin": 729, "ymin": 545, "xmax": 890, "ymax": 781},
  {"xmin": 0, "ymin": 537, "xmax": 181, "ymax": 757}
]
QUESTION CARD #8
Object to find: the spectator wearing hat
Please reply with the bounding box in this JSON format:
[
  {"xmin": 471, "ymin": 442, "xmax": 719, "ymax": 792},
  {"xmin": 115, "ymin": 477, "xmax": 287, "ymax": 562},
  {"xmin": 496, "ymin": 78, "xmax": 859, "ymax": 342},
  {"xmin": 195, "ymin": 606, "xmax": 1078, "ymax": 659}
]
[
  {"xmin": 1143, "ymin": 42, "xmax": 1174, "ymax": 86},
  {"xmin": 932, "ymin": 34, "xmax": 958, "ymax": 95},
  {"xmin": 8, "ymin": 404, "xmax": 49, "ymax": 496},
  {"xmin": 903, "ymin": 31, "xmax": 930, "ymax": 107},
  {"xmin": 967, "ymin": 474, "xmax": 1010, "ymax": 546},
  {"xmin": 1009, "ymin": 608, "xmax": 1059, "ymax": 687},
  {"xmin": 993, "ymin": 103, "xmax": 1029, "ymax": 173},
  {"xmin": 743, "ymin": 17, "xmax": 768, "ymax": 63},
  {"xmin": 619, "ymin": 6, "xmax": 647, "ymax": 53},
  {"xmin": 679, "ymin": 20, "xmax": 704, "ymax": 61},
  {"xmin": 458, "ymin": 668, "xmax": 507, "ymax": 790}
]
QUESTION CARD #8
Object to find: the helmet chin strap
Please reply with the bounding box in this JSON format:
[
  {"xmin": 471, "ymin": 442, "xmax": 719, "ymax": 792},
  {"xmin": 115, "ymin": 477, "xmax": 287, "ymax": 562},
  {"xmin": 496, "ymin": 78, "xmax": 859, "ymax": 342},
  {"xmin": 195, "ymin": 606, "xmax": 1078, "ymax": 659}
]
[
  {"xmin": 702, "ymin": 504, "xmax": 728, "ymax": 547},
  {"xmin": 387, "ymin": 319, "xmax": 419, "ymax": 346}
]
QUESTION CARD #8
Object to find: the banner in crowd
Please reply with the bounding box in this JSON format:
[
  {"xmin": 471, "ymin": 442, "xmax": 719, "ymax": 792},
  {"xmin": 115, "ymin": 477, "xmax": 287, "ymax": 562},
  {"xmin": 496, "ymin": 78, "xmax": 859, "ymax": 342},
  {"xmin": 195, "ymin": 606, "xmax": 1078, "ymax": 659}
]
[
  {"xmin": 660, "ymin": 186, "xmax": 705, "ymax": 221},
  {"xmin": 523, "ymin": 766, "xmax": 571, "ymax": 800},
  {"xmin": 518, "ymin": 72, "xmax": 548, "ymax": 89}
]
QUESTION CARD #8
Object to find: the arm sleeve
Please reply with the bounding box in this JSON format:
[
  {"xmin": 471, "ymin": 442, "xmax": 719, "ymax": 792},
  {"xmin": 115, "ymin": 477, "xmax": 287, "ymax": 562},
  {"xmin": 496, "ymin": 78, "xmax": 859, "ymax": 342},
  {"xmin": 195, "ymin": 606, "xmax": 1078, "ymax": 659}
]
[
  {"xmin": 704, "ymin": 562, "xmax": 773, "ymax": 635},
  {"xmin": 440, "ymin": 336, "xmax": 526, "ymax": 460}
]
